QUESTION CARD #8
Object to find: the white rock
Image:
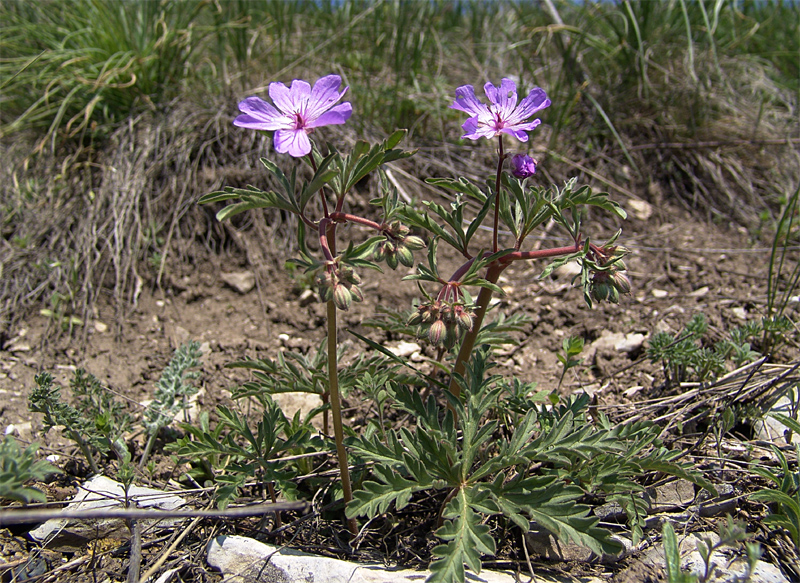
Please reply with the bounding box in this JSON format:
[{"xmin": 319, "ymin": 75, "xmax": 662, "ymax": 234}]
[
  {"xmin": 386, "ymin": 341, "xmax": 421, "ymax": 358},
  {"xmin": 755, "ymin": 395, "xmax": 800, "ymax": 445},
  {"xmin": 689, "ymin": 286, "xmax": 709, "ymax": 297},
  {"xmin": 298, "ymin": 289, "xmax": 316, "ymax": 306},
  {"xmin": 207, "ymin": 535, "xmax": 602, "ymax": 583},
  {"xmin": 651, "ymin": 289, "xmax": 668, "ymax": 298},
  {"xmin": 615, "ymin": 333, "xmax": 645, "ymax": 353},
  {"xmin": 682, "ymin": 538, "xmax": 789, "ymax": 583},
  {"xmin": 644, "ymin": 530, "xmax": 790, "ymax": 583},
  {"xmin": 586, "ymin": 331, "xmax": 644, "ymax": 361},
  {"xmin": 732, "ymin": 307, "xmax": 748, "ymax": 320},
  {"xmin": 221, "ymin": 271, "xmax": 256, "ymax": 294},
  {"xmin": 4, "ymin": 422, "xmax": 32, "ymax": 441},
  {"xmin": 628, "ymin": 199, "xmax": 653, "ymax": 220},
  {"xmin": 29, "ymin": 475, "xmax": 186, "ymax": 547},
  {"xmin": 94, "ymin": 321, "xmax": 108, "ymax": 333}
]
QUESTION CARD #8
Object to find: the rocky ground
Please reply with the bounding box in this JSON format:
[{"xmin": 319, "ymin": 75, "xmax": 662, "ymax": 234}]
[{"xmin": 1, "ymin": 192, "xmax": 799, "ymax": 582}]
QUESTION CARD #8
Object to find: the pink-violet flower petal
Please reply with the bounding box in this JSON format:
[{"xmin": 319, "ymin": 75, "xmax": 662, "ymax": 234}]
[
  {"xmin": 307, "ymin": 102, "xmax": 353, "ymax": 128},
  {"xmin": 274, "ymin": 128, "xmax": 312, "ymax": 158},
  {"xmin": 451, "ymin": 85, "xmax": 489, "ymax": 117},
  {"xmin": 233, "ymin": 97, "xmax": 286, "ymax": 130},
  {"xmin": 235, "ymin": 75, "xmax": 352, "ymax": 158},
  {"xmin": 451, "ymin": 78, "xmax": 549, "ymax": 142},
  {"xmin": 306, "ymin": 75, "xmax": 349, "ymax": 120}
]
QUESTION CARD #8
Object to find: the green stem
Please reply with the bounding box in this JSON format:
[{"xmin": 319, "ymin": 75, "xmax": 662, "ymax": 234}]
[
  {"xmin": 70, "ymin": 430, "xmax": 100, "ymax": 475},
  {"xmin": 139, "ymin": 431, "xmax": 158, "ymax": 470},
  {"xmin": 324, "ymin": 223, "xmax": 358, "ymax": 537}
]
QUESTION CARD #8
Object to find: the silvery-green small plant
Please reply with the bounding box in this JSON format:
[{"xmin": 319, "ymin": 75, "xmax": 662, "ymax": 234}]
[
  {"xmin": 0, "ymin": 435, "xmax": 61, "ymax": 503},
  {"xmin": 647, "ymin": 313, "xmax": 764, "ymax": 387},
  {"xmin": 29, "ymin": 369, "xmax": 129, "ymax": 475},
  {"xmin": 140, "ymin": 340, "xmax": 202, "ymax": 469}
]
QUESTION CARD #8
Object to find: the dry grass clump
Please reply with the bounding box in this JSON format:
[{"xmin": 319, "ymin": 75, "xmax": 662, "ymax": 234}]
[
  {"xmin": 622, "ymin": 53, "xmax": 799, "ymax": 226},
  {"xmin": 0, "ymin": 99, "xmax": 273, "ymax": 333}
]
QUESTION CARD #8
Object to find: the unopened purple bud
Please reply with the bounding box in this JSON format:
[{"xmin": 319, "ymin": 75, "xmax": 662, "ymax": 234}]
[{"xmin": 511, "ymin": 154, "xmax": 537, "ymax": 178}]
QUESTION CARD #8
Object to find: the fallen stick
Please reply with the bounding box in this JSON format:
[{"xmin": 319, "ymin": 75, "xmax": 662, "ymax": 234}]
[{"xmin": 0, "ymin": 500, "xmax": 308, "ymax": 526}]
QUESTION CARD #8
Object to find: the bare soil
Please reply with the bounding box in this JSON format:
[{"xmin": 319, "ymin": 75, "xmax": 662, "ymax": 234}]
[{"xmin": 1, "ymin": 201, "xmax": 787, "ymax": 430}]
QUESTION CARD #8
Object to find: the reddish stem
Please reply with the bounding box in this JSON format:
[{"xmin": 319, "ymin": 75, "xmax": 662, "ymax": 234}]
[
  {"xmin": 446, "ymin": 237, "xmax": 582, "ymax": 401},
  {"xmin": 446, "ymin": 240, "xmax": 581, "ymax": 285},
  {"xmin": 318, "ymin": 218, "xmax": 335, "ymax": 262},
  {"xmin": 328, "ymin": 212, "xmax": 383, "ymax": 231},
  {"xmin": 492, "ymin": 136, "xmax": 505, "ymax": 253}
]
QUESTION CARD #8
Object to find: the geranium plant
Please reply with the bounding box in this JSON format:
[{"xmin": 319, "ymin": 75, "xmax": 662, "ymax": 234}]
[{"xmin": 197, "ymin": 73, "xmax": 705, "ymax": 582}]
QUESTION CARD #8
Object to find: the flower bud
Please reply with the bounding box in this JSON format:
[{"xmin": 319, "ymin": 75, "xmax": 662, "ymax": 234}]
[
  {"xmin": 611, "ymin": 271, "xmax": 631, "ymax": 295},
  {"xmin": 333, "ymin": 283, "xmax": 352, "ymax": 310},
  {"xmin": 386, "ymin": 250, "xmax": 399, "ymax": 270},
  {"xmin": 319, "ymin": 285, "xmax": 333, "ymax": 303},
  {"xmin": 350, "ymin": 284, "xmax": 364, "ymax": 303},
  {"xmin": 345, "ymin": 269, "xmax": 361, "ymax": 285},
  {"xmin": 407, "ymin": 310, "xmax": 424, "ymax": 327},
  {"xmin": 390, "ymin": 221, "xmax": 410, "ymax": 237},
  {"xmin": 511, "ymin": 154, "xmax": 537, "ymax": 178},
  {"xmin": 338, "ymin": 265, "xmax": 354, "ymax": 280},
  {"xmin": 428, "ymin": 319, "xmax": 446, "ymax": 346},
  {"xmin": 396, "ymin": 245, "xmax": 414, "ymax": 268},
  {"xmin": 420, "ymin": 304, "xmax": 437, "ymax": 324},
  {"xmin": 591, "ymin": 281, "xmax": 612, "ymax": 303},
  {"xmin": 455, "ymin": 307, "xmax": 474, "ymax": 331},
  {"xmin": 440, "ymin": 304, "xmax": 454, "ymax": 323},
  {"xmin": 403, "ymin": 235, "xmax": 425, "ymax": 251},
  {"xmin": 374, "ymin": 242, "xmax": 386, "ymax": 262},
  {"xmin": 443, "ymin": 324, "xmax": 459, "ymax": 350}
]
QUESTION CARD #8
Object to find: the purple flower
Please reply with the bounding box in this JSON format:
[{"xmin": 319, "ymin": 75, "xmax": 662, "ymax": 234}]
[
  {"xmin": 511, "ymin": 154, "xmax": 537, "ymax": 178},
  {"xmin": 451, "ymin": 78, "xmax": 550, "ymax": 142},
  {"xmin": 234, "ymin": 75, "xmax": 352, "ymax": 158}
]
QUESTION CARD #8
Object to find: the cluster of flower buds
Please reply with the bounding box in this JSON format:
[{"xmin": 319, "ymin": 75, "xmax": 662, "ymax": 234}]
[
  {"xmin": 374, "ymin": 221, "xmax": 425, "ymax": 270},
  {"xmin": 587, "ymin": 244, "xmax": 631, "ymax": 304},
  {"xmin": 315, "ymin": 262, "xmax": 363, "ymax": 311},
  {"xmin": 408, "ymin": 287, "xmax": 476, "ymax": 349}
]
